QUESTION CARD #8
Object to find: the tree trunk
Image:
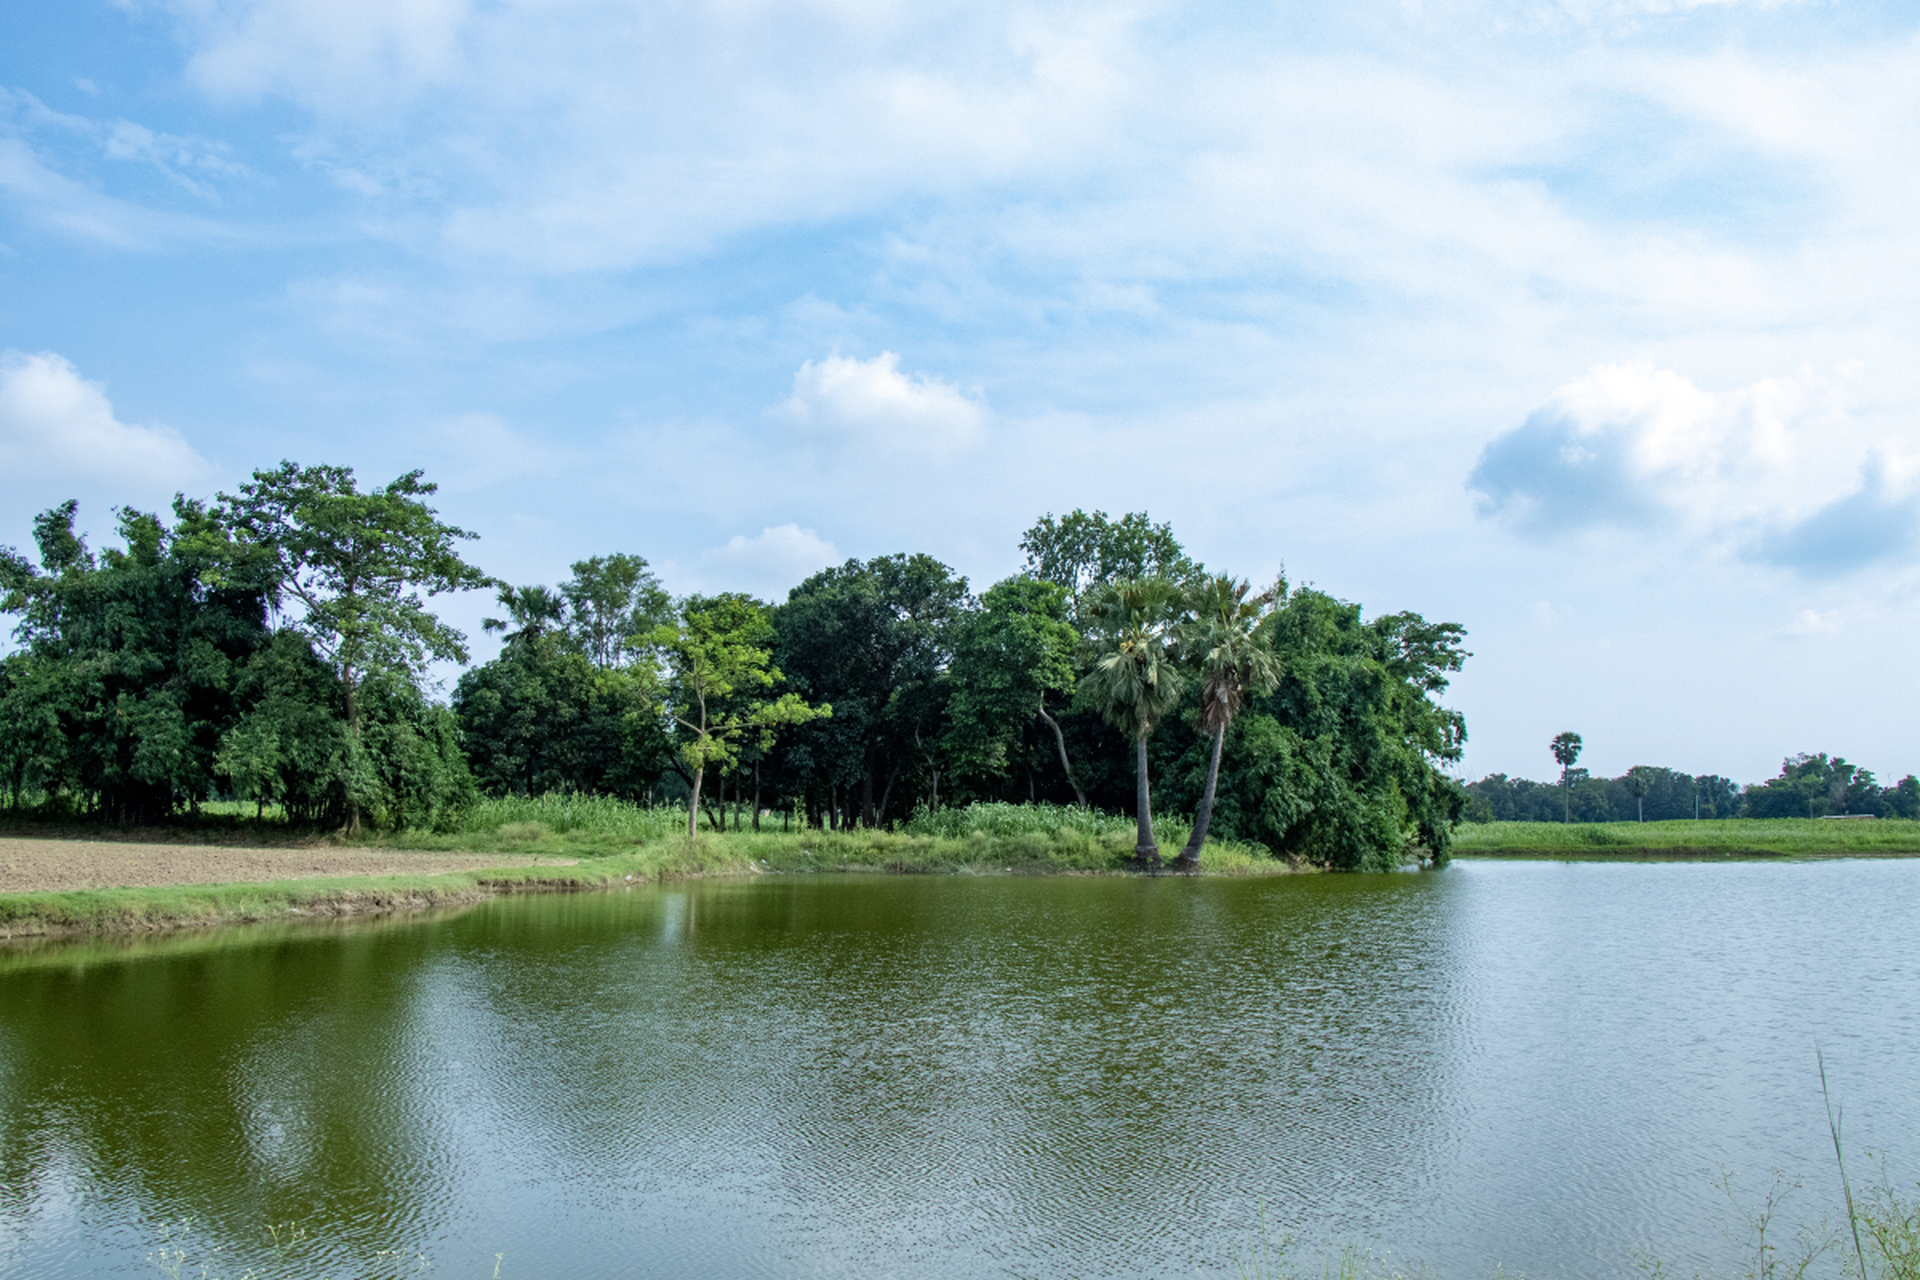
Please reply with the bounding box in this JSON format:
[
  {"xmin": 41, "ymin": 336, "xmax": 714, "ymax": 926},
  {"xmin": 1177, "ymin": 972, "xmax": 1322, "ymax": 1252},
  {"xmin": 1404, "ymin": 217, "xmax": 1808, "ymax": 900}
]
[
  {"xmin": 752, "ymin": 762, "xmax": 762, "ymax": 832},
  {"xmin": 343, "ymin": 668, "xmax": 362, "ymax": 837},
  {"xmin": 1177, "ymin": 723, "xmax": 1227, "ymax": 870},
  {"xmin": 861, "ymin": 770, "xmax": 876, "ymax": 828},
  {"xmin": 877, "ymin": 766, "xmax": 900, "ymax": 826},
  {"xmin": 1037, "ymin": 696, "xmax": 1088, "ymax": 807},
  {"xmin": 1134, "ymin": 731, "xmax": 1159, "ymax": 869},
  {"xmin": 687, "ymin": 765, "xmax": 704, "ymax": 838}
]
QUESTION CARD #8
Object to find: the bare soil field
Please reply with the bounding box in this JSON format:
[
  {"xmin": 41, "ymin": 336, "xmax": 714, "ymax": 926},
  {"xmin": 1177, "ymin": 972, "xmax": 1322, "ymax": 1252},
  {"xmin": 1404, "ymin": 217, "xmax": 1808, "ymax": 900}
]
[{"xmin": 0, "ymin": 838, "xmax": 573, "ymax": 896}]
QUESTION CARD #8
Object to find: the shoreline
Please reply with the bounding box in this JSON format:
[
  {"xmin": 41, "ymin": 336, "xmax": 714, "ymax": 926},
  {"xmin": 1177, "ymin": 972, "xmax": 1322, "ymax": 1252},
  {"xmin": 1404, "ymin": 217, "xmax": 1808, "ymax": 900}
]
[{"xmin": 0, "ymin": 829, "xmax": 1298, "ymax": 941}]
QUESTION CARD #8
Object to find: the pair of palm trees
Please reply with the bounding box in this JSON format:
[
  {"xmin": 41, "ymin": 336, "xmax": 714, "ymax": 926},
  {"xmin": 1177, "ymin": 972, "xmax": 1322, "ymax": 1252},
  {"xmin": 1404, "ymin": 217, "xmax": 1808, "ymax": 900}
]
[{"xmin": 1080, "ymin": 574, "xmax": 1283, "ymax": 872}]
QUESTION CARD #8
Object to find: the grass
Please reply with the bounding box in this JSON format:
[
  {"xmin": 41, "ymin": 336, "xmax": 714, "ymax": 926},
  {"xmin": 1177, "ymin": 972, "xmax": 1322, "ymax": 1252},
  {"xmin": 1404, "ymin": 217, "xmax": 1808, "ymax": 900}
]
[
  {"xmin": 379, "ymin": 794, "xmax": 1280, "ymax": 871},
  {"xmin": 0, "ymin": 799, "xmax": 1294, "ymax": 939},
  {"xmin": 1452, "ymin": 818, "xmax": 1920, "ymax": 859}
]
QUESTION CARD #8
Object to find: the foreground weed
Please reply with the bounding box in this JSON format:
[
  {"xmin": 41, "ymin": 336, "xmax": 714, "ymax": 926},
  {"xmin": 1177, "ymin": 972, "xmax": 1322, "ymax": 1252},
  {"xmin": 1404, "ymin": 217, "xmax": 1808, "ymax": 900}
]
[{"xmin": 146, "ymin": 1216, "xmax": 256, "ymax": 1280}]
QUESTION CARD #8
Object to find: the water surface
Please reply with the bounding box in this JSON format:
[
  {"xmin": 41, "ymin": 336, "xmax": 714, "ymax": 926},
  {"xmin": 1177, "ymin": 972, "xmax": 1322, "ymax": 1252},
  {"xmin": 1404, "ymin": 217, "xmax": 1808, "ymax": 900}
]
[{"xmin": 1, "ymin": 860, "xmax": 1915, "ymax": 1278}]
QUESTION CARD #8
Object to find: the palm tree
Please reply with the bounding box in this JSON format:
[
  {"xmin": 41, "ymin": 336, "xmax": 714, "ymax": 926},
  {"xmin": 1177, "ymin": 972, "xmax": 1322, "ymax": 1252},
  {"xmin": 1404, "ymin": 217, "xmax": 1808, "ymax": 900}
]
[
  {"xmin": 1550, "ymin": 731, "xmax": 1582, "ymax": 823},
  {"xmin": 484, "ymin": 584, "xmax": 568, "ymax": 645},
  {"xmin": 1172, "ymin": 575, "xmax": 1281, "ymax": 870},
  {"xmin": 1081, "ymin": 577, "xmax": 1186, "ymax": 869}
]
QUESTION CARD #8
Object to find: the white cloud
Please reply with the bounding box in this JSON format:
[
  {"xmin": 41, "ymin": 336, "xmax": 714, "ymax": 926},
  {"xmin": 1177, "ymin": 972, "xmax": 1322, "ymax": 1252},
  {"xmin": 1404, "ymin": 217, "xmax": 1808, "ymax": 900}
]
[
  {"xmin": 166, "ymin": 0, "xmax": 472, "ymax": 105},
  {"xmin": 0, "ymin": 351, "xmax": 211, "ymax": 493},
  {"xmin": 1467, "ymin": 361, "xmax": 1919, "ymax": 569},
  {"xmin": 779, "ymin": 352, "xmax": 987, "ymax": 452},
  {"xmin": 696, "ymin": 524, "xmax": 841, "ymax": 599}
]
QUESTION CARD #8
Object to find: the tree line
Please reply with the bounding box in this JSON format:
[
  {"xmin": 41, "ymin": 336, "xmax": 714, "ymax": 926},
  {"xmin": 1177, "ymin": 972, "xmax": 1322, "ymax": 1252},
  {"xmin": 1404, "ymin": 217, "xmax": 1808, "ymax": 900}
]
[
  {"xmin": 1465, "ymin": 747, "xmax": 1920, "ymax": 823},
  {"xmin": 0, "ymin": 466, "xmax": 1472, "ymax": 870}
]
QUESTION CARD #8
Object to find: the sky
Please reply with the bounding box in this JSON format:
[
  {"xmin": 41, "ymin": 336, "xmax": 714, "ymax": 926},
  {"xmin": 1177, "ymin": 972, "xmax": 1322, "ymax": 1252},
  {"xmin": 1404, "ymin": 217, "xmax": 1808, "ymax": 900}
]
[{"xmin": 4, "ymin": 0, "xmax": 1920, "ymax": 788}]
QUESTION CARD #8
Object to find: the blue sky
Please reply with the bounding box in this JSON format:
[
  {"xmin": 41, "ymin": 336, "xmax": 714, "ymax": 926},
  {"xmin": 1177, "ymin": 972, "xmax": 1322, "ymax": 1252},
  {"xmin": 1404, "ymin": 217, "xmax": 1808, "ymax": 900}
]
[{"xmin": 5, "ymin": 0, "xmax": 1920, "ymax": 787}]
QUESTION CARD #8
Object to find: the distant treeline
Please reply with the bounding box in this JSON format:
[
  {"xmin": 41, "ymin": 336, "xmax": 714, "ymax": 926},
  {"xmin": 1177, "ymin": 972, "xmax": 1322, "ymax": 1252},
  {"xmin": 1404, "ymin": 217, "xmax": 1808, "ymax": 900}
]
[
  {"xmin": 1465, "ymin": 754, "xmax": 1920, "ymax": 823},
  {"xmin": 0, "ymin": 466, "xmax": 1470, "ymax": 870}
]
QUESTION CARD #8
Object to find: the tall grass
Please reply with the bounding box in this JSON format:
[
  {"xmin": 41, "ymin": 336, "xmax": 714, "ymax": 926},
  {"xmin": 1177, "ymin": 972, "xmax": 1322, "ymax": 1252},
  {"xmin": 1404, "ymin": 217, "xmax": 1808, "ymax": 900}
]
[
  {"xmin": 461, "ymin": 793, "xmax": 687, "ymax": 842},
  {"xmin": 900, "ymin": 800, "xmax": 1195, "ymax": 848}
]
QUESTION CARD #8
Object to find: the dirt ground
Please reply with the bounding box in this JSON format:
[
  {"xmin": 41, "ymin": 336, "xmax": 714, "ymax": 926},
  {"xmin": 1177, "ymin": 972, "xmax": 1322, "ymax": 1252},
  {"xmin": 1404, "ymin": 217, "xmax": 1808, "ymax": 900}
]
[{"xmin": 0, "ymin": 838, "xmax": 573, "ymax": 895}]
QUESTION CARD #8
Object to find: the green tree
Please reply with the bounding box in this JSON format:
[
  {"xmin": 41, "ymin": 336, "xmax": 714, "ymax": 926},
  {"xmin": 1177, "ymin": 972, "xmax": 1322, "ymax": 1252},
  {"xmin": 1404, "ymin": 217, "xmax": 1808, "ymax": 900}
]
[
  {"xmin": 0, "ymin": 500, "xmax": 272, "ymax": 821},
  {"xmin": 1020, "ymin": 509, "xmax": 1201, "ymax": 621},
  {"xmin": 943, "ymin": 576, "xmax": 1085, "ymax": 805},
  {"xmin": 454, "ymin": 627, "xmax": 665, "ymax": 800},
  {"xmin": 1224, "ymin": 590, "xmax": 1466, "ymax": 870},
  {"xmin": 211, "ymin": 463, "xmax": 491, "ymax": 832},
  {"xmin": 484, "ymin": 583, "xmax": 568, "ymax": 642},
  {"xmin": 216, "ymin": 631, "xmax": 348, "ymax": 822},
  {"xmin": 653, "ymin": 594, "xmax": 828, "ymax": 837},
  {"xmin": 1550, "ymin": 731, "xmax": 1583, "ymax": 824},
  {"xmin": 1080, "ymin": 577, "xmax": 1187, "ymax": 868},
  {"xmin": 775, "ymin": 555, "xmax": 970, "ymax": 826},
  {"xmin": 1172, "ymin": 575, "xmax": 1282, "ymax": 869},
  {"xmin": 561, "ymin": 553, "xmax": 671, "ymax": 669}
]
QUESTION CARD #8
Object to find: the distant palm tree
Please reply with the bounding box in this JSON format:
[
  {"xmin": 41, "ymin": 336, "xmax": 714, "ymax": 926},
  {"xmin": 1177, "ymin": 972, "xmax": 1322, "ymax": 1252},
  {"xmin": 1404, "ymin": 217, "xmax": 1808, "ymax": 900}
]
[
  {"xmin": 1082, "ymin": 577, "xmax": 1186, "ymax": 869},
  {"xmin": 1626, "ymin": 765, "xmax": 1656, "ymax": 822},
  {"xmin": 1172, "ymin": 575, "xmax": 1281, "ymax": 870},
  {"xmin": 1550, "ymin": 731, "xmax": 1582, "ymax": 823}
]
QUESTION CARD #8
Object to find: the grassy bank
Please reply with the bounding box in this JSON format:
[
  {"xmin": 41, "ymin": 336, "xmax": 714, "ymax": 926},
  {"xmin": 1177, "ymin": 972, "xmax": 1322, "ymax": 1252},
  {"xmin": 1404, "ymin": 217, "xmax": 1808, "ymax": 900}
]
[
  {"xmin": 1454, "ymin": 817, "xmax": 1920, "ymax": 858},
  {"xmin": 0, "ymin": 801, "xmax": 1290, "ymax": 939}
]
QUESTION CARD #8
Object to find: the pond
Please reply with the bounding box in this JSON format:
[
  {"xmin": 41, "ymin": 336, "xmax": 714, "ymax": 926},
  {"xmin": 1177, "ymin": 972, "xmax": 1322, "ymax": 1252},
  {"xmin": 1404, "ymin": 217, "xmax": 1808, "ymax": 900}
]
[{"xmin": 1, "ymin": 860, "xmax": 1916, "ymax": 1279}]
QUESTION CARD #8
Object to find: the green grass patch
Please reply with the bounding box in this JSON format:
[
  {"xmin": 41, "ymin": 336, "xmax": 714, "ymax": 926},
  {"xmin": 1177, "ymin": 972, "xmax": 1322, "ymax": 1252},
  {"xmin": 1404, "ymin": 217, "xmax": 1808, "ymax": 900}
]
[
  {"xmin": 0, "ymin": 807, "xmax": 1294, "ymax": 940},
  {"xmin": 1454, "ymin": 818, "xmax": 1920, "ymax": 858}
]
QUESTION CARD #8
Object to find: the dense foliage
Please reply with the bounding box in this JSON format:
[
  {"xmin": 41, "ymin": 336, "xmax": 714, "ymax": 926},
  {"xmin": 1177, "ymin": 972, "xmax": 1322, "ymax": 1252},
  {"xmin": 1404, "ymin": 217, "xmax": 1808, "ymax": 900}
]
[
  {"xmin": 0, "ymin": 471, "xmax": 481, "ymax": 831},
  {"xmin": 3, "ymin": 482, "xmax": 1477, "ymax": 868}
]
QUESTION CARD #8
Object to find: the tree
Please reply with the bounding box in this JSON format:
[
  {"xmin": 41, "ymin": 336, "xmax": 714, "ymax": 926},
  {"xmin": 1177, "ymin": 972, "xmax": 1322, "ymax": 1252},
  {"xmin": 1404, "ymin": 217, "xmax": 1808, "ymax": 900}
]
[
  {"xmin": 1231, "ymin": 591, "xmax": 1467, "ymax": 870},
  {"xmin": 653, "ymin": 594, "xmax": 828, "ymax": 837},
  {"xmin": 1020, "ymin": 509, "xmax": 1201, "ymax": 621},
  {"xmin": 775, "ymin": 555, "xmax": 970, "ymax": 826},
  {"xmin": 211, "ymin": 463, "xmax": 492, "ymax": 833},
  {"xmin": 0, "ymin": 500, "xmax": 273, "ymax": 822},
  {"xmin": 943, "ymin": 576, "xmax": 1085, "ymax": 805},
  {"xmin": 560, "ymin": 554, "xmax": 670, "ymax": 669},
  {"xmin": 484, "ymin": 584, "xmax": 568, "ymax": 643},
  {"xmin": 1172, "ymin": 575, "xmax": 1282, "ymax": 869},
  {"xmin": 1550, "ymin": 732, "xmax": 1583, "ymax": 824},
  {"xmin": 1625, "ymin": 765, "xmax": 1656, "ymax": 823},
  {"xmin": 1080, "ymin": 577, "xmax": 1186, "ymax": 868}
]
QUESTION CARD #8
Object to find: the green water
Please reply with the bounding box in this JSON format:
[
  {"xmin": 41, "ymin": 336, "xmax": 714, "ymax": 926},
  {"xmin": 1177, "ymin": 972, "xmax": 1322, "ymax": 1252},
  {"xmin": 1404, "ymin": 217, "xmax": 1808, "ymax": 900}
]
[{"xmin": 1, "ymin": 861, "xmax": 1916, "ymax": 1278}]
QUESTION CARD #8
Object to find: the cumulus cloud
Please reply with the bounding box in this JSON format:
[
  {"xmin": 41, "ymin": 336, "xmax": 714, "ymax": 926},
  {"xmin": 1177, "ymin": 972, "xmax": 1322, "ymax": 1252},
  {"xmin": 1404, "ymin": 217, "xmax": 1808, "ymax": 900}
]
[
  {"xmin": 0, "ymin": 351, "xmax": 211, "ymax": 492},
  {"xmin": 698, "ymin": 524, "xmax": 841, "ymax": 599},
  {"xmin": 1469, "ymin": 362, "xmax": 1920, "ymax": 573},
  {"xmin": 1753, "ymin": 455, "xmax": 1920, "ymax": 574},
  {"xmin": 779, "ymin": 353, "xmax": 987, "ymax": 452},
  {"xmin": 1466, "ymin": 360, "xmax": 1858, "ymax": 541}
]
